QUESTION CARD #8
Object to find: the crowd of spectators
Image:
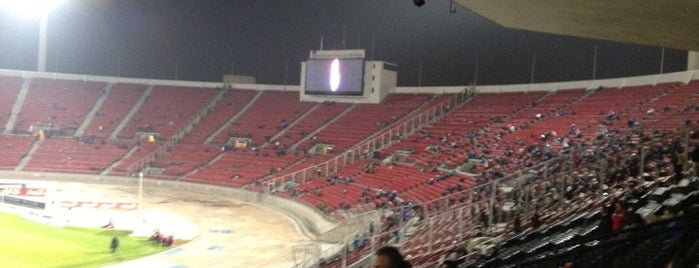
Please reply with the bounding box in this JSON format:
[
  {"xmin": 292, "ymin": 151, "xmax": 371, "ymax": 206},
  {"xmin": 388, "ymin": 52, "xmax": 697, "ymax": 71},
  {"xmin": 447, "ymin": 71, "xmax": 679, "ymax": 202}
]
[{"xmin": 418, "ymin": 125, "xmax": 699, "ymax": 267}]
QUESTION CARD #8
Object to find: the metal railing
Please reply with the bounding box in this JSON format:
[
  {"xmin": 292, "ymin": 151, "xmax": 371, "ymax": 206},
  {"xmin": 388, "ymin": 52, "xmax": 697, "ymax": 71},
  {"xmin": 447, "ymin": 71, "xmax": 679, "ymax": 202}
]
[
  {"xmin": 125, "ymin": 87, "xmax": 228, "ymax": 175},
  {"xmin": 257, "ymin": 90, "xmax": 469, "ymax": 192}
]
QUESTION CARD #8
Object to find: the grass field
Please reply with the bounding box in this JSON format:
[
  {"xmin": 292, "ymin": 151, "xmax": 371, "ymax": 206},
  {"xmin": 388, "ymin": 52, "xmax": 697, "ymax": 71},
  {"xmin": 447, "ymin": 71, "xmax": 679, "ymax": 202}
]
[{"xmin": 0, "ymin": 212, "xmax": 170, "ymax": 268}]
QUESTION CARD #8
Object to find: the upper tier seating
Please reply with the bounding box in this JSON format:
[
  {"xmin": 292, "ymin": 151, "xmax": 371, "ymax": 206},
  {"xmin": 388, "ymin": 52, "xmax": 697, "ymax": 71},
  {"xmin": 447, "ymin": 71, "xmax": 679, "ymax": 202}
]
[
  {"xmin": 276, "ymin": 102, "xmax": 350, "ymax": 148},
  {"xmin": 181, "ymin": 89, "xmax": 258, "ymax": 144},
  {"xmin": 0, "ymin": 76, "xmax": 23, "ymax": 130},
  {"xmin": 14, "ymin": 78, "xmax": 104, "ymax": 135},
  {"xmin": 298, "ymin": 94, "xmax": 432, "ymax": 152},
  {"xmin": 498, "ymin": 89, "xmax": 586, "ymax": 145},
  {"xmin": 631, "ymin": 81, "xmax": 699, "ymax": 133},
  {"xmin": 385, "ymin": 92, "xmax": 545, "ymax": 167},
  {"xmin": 82, "ymin": 83, "xmax": 146, "ymax": 138},
  {"xmin": 210, "ymin": 91, "xmax": 316, "ymax": 145},
  {"xmin": 2, "ymin": 73, "xmax": 698, "ymax": 268},
  {"xmin": 117, "ymin": 86, "xmax": 216, "ymax": 140},
  {"xmin": 561, "ymin": 85, "xmax": 667, "ymax": 140}
]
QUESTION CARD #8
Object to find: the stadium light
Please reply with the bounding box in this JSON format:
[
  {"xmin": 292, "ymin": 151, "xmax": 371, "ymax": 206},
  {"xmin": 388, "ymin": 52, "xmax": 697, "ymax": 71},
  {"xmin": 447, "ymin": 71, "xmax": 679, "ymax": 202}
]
[
  {"xmin": 0, "ymin": 0, "xmax": 65, "ymax": 18},
  {"xmin": 0, "ymin": 0, "xmax": 66, "ymax": 72}
]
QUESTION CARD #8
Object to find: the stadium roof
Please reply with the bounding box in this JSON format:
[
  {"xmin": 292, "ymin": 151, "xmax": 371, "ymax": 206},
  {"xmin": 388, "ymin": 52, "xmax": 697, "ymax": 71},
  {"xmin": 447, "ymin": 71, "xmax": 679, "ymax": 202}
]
[{"xmin": 454, "ymin": 0, "xmax": 699, "ymax": 51}]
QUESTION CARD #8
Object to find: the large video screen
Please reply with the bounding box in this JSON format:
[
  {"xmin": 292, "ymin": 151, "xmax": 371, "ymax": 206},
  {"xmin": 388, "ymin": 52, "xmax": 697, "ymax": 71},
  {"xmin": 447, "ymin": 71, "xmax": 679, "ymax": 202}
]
[{"xmin": 305, "ymin": 58, "xmax": 364, "ymax": 96}]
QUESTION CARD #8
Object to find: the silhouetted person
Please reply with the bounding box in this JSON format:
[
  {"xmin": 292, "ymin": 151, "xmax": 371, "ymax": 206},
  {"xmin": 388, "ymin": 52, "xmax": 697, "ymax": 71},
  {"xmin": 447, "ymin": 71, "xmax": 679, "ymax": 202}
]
[
  {"xmin": 480, "ymin": 210, "xmax": 489, "ymax": 229},
  {"xmin": 672, "ymin": 147, "xmax": 686, "ymax": 181},
  {"xmin": 110, "ymin": 236, "xmax": 119, "ymax": 253},
  {"xmin": 598, "ymin": 205, "xmax": 613, "ymax": 235},
  {"xmin": 375, "ymin": 246, "xmax": 412, "ymax": 268},
  {"xmin": 513, "ymin": 213, "xmax": 522, "ymax": 233},
  {"xmin": 531, "ymin": 210, "xmax": 541, "ymax": 229},
  {"xmin": 439, "ymin": 260, "xmax": 459, "ymax": 268},
  {"xmin": 691, "ymin": 143, "xmax": 699, "ymax": 176},
  {"xmin": 611, "ymin": 202, "xmax": 625, "ymax": 232},
  {"xmin": 101, "ymin": 218, "xmax": 114, "ymax": 228}
]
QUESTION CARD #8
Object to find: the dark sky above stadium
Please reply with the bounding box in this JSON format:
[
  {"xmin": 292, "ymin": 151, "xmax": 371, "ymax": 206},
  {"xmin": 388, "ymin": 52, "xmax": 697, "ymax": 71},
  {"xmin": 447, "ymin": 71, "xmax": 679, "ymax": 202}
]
[{"xmin": 0, "ymin": 0, "xmax": 689, "ymax": 86}]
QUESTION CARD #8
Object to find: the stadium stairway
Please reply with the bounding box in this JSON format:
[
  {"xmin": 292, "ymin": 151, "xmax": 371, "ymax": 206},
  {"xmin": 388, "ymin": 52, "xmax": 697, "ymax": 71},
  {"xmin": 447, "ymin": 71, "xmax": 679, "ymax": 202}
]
[
  {"xmin": 300, "ymin": 94, "xmax": 433, "ymax": 153},
  {"xmin": 207, "ymin": 91, "xmax": 316, "ymax": 145},
  {"xmin": 116, "ymin": 85, "xmax": 217, "ymax": 140},
  {"xmin": 623, "ymin": 82, "xmax": 699, "ymax": 134},
  {"xmin": 204, "ymin": 90, "xmax": 263, "ymax": 144},
  {"xmin": 288, "ymin": 103, "xmax": 356, "ymax": 151},
  {"xmin": 397, "ymin": 91, "xmax": 545, "ymax": 168},
  {"xmin": 179, "ymin": 149, "xmax": 227, "ymax": 179},
  {"xmin": 275, "ymin": 102, "xmax": 353, "ymax": 150},
  {"xmin": 24, "ymin": 138, "xmax": 130, "ymax": 174},
  {"xmin": 74, "ymin": 83, "xmax": 114, "ymax": 137},
  {"xmin": 181, "ymin": 88, "xmax": 257, "ymax": 144},
  {"xmin": 14, "ymin": 139, "xmax": 40, "ymax": 171},
  {"xmin": 0, "ymin": 76, "xmax": 23, "ymax": 132},
  {"xmin": 81, "ymin": 84, "xmax": 148, "ymax": 139},
  {"xmin": 108, "ymin": 85, "xmax": 153, "ymax": 140},
  {"xmin": 100, "ymin": 144, "xmax": 140, "ymax": 176},
  {"xmin": 169, "ymin": 86, "xmax": 228, "ymax": 141},
  {"xmin": 12, "ymin": 79, "xmax": 105, "ymax": 136},
  {"xmin": 263, "ymin": 102, "xmax": 322, "ymax": 148},
  {"xmin": 3, "ymin": 77, "xmax": 31, "ymax": 134},
  {"xmin": 271, "ymin": 154, "xmax": 335, "ymax": 179},
  {"xmin": 110, "ymin": 85, "xmax": 228, "ymax": 176},
  {"xmin": 356, "ymin": 94, "xmax": 441, "ymax": 147},
  {"xmin": 0, "ymin": 135, "xmax": 34, "ymax": 169},
  {"xmin": 135, "ymin": 90, "xmax": 231, "ymax": 178},
  {"xmin": 497, "ymin": 88, "xmax": 588, "ymax": 144}
]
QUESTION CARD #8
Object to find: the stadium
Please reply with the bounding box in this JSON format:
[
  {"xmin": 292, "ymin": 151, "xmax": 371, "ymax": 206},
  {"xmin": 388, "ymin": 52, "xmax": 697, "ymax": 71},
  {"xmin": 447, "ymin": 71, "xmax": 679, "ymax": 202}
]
[{"xmin": 1, "ymin": 1, "xmax": 699, "ymax": 268}]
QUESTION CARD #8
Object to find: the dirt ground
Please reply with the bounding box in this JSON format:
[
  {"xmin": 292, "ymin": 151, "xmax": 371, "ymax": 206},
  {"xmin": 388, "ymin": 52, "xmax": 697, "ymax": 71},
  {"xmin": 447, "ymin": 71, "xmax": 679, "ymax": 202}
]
[{"xmin": 5, "ymin": 180, "xmax": 316, "ymax": 268}]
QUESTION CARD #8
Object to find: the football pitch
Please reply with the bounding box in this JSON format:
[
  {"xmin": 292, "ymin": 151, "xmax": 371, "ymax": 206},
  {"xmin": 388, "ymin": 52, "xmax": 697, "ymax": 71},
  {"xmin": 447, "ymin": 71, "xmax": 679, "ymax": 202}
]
[{"xmin": 0, "ymin": 212, "xmax": 170, "ymax": 268}]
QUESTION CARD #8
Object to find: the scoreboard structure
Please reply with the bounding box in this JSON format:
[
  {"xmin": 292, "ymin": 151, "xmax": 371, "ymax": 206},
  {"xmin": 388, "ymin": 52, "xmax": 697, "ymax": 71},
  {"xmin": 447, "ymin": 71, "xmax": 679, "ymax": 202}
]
[{"xmin": 300, "ymin": 49, "xmax": 397, "ymax": 104}]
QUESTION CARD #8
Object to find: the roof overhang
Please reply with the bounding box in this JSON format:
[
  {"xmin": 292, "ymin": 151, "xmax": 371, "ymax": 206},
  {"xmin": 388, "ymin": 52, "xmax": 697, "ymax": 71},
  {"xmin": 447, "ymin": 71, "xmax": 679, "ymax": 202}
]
[{"xmin": 453, "ymin": 0, "xmax": 699, "ymax": 51}]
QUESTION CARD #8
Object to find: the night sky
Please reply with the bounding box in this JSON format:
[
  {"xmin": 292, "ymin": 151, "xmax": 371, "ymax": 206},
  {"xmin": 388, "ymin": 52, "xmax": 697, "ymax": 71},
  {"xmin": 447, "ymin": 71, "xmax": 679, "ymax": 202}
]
[{"xmin": 0, "ymin": 0, "xmax": 689, "ymax": 86}]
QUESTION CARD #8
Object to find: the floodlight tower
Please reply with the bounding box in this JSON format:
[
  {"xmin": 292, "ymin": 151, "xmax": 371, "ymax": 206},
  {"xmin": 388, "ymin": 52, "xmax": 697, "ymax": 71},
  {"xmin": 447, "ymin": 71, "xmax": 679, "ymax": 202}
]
[
  {"xmin": 0, "ymin": 0, "xmax": 65, "ymax": 72},
  {"xmin": 37, "ymin": 13, "xmax": 49, "ymax": 72}
]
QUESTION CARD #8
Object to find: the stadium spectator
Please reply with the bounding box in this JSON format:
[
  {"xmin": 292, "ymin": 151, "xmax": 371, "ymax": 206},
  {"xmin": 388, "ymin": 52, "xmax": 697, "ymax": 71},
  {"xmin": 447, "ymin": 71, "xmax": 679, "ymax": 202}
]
[
  {"xmin": 150, "ymin": 229, "xmax": 162, "ymax": 242},
  {"xmin": 597, "ymin": 205, "xmax": 613, "ymax": 235},
  {"xmin": 438, "ymin": 260, "xmax": 459, "ymax": 268},
  {"xmin": 691, "ymin": 143, "xmax": 699, "ymax": 176},
  {"xmin": 671, "ymin": 147, "xmax": 686, "ymax": 181},
  {"xmin": 531, "ymin": 210, "xmax": 541, "ymax": 229},
  {"xmin": 110, "ymin": 236, "xmax": 119, "ymax": 253},
  {"xmin": 513, "ymin": 213, "xmax": 522, "ymax": 233},
  {"xmin": 480, "ymin": 210, "xmax": 489, "ymax": 229},
  {"xmin": 611, "ymin": 201, "xmax": 625, "ymax": 232},
  {"xmin": 163, "ymin": 235, "xmax": 175, "ymax": 247},
  {"xmin": 374, "ymin": 246, "xmax": 412, "ymax": 268},
  {"xmin": 101, "ymin": 218, "xmax": 114, "ymax": 228}
]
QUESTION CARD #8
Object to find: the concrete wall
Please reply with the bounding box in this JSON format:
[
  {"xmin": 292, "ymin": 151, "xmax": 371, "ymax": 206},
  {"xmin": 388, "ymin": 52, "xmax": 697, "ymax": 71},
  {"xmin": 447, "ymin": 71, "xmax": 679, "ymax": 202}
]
[
  {"xmin": 0, "ymin": 68, "xmax": 298, "ymax": 92},
  {"xmin": 380, "ymin": 65, "xmax": 397, "ymax": 102},
  {"xmin": 222, "ymin": 74, "xmax": 256, "ymax": 84},
  {"xmin": 397, "ymin": 70, "xmax": 698, "ymax": 94},
  {"xmin": 688, "ymin": 51, "xmax": 699, "ymax": 70},
  {"xmin": 2, "ymin": 68, "xmax": 696, "ymax": 98}
]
